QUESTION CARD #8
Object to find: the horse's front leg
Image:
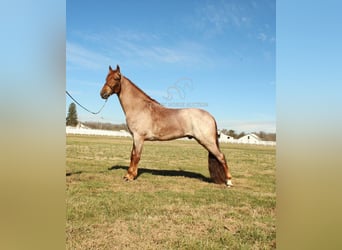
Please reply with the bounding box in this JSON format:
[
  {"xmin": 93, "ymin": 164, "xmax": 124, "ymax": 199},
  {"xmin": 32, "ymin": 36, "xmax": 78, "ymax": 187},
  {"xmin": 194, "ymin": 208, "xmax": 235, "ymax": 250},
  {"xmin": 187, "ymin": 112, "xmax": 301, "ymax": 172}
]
[{"xmin": 124, "ymin": 136, "xmax": 144, "ymax": 181}]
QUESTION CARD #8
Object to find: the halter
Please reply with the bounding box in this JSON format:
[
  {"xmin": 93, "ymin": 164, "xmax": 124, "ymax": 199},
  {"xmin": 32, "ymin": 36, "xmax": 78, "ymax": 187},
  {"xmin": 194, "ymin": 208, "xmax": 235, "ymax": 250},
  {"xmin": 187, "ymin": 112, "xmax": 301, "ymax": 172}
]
[{"xmin": 105, "ymin": 75, "xmax": 122, "ymax": 94}]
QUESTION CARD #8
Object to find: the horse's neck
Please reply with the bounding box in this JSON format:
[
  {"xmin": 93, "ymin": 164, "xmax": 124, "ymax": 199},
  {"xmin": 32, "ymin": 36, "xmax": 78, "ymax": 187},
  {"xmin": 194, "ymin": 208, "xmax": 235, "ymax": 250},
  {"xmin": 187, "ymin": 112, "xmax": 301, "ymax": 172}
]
[{"xmin": 118, "ymin": 76, "xmax": 155, "ymax": 115}]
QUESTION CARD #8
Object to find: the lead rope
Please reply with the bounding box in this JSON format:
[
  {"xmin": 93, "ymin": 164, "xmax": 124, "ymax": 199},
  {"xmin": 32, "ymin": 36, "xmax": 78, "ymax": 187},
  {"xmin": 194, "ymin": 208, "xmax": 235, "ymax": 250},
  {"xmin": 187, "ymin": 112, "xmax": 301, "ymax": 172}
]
[{"xmin": 66, "ymin": 90, "xmax": 107, "ymax": 115}]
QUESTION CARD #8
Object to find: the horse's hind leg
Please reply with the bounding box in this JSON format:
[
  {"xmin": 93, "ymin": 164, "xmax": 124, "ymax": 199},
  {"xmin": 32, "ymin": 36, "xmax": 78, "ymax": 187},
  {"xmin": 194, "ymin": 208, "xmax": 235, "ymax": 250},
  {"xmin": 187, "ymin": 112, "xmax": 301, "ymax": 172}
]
[
  {"xmin": 196, "ymin": 137, "xmax": 233, "ymax": 186},
  {"xmin": 208, "ymin": 144, "xmax": 232, "ymax": 185},
  {"xmin": 124, "ymin": 136, "xmax": 144, "ymax": 181}
]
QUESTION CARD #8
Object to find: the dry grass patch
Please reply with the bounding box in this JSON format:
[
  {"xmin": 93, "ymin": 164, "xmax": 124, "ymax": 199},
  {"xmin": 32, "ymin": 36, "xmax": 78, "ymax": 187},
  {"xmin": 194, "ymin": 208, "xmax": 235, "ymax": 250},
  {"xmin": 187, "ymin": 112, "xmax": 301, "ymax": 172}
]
[{"xmin": 66, "ymin": 135, "xmax": 275, "ymax": 249}]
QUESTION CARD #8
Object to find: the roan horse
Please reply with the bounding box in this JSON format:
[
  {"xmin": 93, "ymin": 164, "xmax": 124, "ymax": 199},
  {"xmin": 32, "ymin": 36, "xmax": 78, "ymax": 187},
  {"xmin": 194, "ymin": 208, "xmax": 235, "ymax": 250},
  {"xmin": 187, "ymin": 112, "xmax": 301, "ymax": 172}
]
[{"xmin": 100, "ymin": 65, "xmax": 233, "ymax": 186}]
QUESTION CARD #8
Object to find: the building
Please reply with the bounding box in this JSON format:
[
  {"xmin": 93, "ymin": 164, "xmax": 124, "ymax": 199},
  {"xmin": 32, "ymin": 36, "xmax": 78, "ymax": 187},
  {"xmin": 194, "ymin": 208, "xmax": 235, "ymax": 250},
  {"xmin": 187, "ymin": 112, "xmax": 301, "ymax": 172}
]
[
  {"xmin": 237, "ymin": 133, "xmax": 261, "ymax": 144},
  {"xmin": 218, "ymin": 132, "xmax": 237, "ymax": 143}
]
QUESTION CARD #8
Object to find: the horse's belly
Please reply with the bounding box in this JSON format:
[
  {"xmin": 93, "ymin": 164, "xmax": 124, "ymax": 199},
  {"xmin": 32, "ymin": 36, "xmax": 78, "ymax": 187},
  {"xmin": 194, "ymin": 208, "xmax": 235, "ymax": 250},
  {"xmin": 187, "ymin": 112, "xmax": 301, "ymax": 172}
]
[
  {"xmin": 147, "ymin": 129, "xmax": 185, "ymax": 141},
  {"xmin": 148, "ymin": 120, "xmax": 187, "ymax": 141}
]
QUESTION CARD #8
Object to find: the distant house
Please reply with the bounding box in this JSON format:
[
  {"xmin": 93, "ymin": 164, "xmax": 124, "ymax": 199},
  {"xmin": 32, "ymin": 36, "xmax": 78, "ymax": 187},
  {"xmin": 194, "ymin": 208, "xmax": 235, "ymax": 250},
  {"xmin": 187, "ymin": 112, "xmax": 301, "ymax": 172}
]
[
  {"xmin": 76, "ymin": 122, "xmax": 90, "ymax": 129},
  {"xmin": 237, "ymin": 133, "xmax": 261, "ymax": 144},
  {"xmin": 218, "ymin": 132, "xmax": 237, "ymax": 143}
]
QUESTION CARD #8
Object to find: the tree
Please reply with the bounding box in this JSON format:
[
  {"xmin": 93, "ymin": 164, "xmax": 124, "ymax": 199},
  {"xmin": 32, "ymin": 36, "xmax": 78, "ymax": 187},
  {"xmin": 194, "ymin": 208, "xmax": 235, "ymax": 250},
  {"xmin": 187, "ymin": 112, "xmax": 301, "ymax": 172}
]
[
  {"xmin": 227, "ymin": 129, "xmax": 237, "ymax": 138},
  {"xmin": 66, "ymin": 102, "xmax": 78, "ymax": 126},
  {"xmin": 237, "ymin": 131, "xmax": 246, "ymax": 139}
]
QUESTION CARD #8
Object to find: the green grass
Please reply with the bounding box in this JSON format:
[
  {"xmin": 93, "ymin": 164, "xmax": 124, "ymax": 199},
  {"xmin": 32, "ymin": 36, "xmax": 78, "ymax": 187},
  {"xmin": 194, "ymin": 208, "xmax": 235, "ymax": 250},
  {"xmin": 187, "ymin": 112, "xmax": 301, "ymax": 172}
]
[{"xmin": 66, "ymin": 135, "xmax": 276, "ymax": 249}]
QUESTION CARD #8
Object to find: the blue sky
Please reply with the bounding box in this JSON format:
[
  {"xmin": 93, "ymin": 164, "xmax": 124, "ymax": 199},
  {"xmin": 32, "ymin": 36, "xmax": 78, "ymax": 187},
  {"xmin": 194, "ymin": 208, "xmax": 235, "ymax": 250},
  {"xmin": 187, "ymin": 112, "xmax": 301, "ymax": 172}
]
[{"xmin": 66, "ymin": 0, "xmax": 275, "ymax": 133}]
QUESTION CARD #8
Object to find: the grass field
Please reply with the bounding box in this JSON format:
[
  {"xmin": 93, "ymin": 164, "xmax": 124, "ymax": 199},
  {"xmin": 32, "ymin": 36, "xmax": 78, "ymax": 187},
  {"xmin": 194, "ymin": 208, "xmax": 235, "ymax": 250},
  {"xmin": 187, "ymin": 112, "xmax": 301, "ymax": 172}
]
[{"xmin": 66, "ymin": 135, "xmax": 276, "ymax": 249}]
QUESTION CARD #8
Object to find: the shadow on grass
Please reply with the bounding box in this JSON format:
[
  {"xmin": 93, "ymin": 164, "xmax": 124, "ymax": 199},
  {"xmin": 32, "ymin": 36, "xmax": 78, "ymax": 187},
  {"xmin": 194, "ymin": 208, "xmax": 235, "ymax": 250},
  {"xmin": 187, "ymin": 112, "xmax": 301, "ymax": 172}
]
[
  {"xmin": 66, "ymin": 166, "xmax": 211, "ymax": 183},
  {"xmin": 108, "ymin": 165, "xmax": 211, "ymax": 183},
  {"xmin": 66, "ymin": 171, "xmax": 82, "ymax": 176}
]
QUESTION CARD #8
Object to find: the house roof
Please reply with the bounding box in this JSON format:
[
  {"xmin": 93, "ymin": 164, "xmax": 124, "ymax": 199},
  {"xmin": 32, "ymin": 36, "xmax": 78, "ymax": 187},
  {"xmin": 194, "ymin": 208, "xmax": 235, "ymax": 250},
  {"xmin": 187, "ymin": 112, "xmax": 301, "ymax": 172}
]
[{"xmin": 238, "ymin": 133, "xmax": 261, "ymax": 141}]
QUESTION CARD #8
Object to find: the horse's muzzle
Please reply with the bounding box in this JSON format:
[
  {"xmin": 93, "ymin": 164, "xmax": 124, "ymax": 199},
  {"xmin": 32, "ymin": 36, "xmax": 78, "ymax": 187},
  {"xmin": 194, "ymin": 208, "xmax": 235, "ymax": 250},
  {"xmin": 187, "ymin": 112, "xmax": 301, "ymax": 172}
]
[{"xmin": 100, "ymin": 91, "xmax": 110, "ymax": 99}]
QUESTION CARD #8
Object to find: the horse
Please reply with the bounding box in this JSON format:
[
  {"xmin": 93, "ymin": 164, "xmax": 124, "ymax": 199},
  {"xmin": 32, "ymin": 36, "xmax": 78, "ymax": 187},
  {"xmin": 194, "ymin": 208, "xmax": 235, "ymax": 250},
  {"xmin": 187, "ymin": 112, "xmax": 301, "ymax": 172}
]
[{"xmin": 100, "ymin": 65, "xmax": 233, "ymax": 186}]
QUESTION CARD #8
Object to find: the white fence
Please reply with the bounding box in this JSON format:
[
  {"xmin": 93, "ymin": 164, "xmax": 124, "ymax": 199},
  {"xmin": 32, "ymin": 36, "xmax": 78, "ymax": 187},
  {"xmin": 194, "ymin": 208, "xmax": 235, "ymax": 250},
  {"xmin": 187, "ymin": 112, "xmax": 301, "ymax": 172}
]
[
  {"xmin": 218, "ymin": 137, "xmax": 276, "ymax": 146},
  {"xmin": 66, "ymin": 126, "xmax": 132, "ymax": 137},
  {"xmin": 66, "ymin": 127, "xmax": 276, "ymax": 146}
]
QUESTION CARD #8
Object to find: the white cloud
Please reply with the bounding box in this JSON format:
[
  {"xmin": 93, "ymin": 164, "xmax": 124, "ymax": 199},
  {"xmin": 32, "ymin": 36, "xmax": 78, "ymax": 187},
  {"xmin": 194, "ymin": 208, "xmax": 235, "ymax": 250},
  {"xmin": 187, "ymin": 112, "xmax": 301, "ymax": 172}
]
[
  {"xmin": 145, "ymin": 47, "xmax": 190, "ymax": 63},
  {"xmin": 257, "ymin": 32, "xmax": 267, "ymax": 41},
  {"xmin": 121, "ymin": 43, "xmax": 188, "ymax": 64},
  {"xmin": 68, "ymin": 29, "xmax": 215, "ymax": 70},
  {"xmin": 66, "ymin": 42, "xmax": 112, "ymax": 70},
  {"xmin": 105, "ymin": 31, "xmax": 211, "ymax": 66},
  {"xmin": 191, "ymin": 2, "xmax": 250, "ymax": 36},
  {"xmin": 257, "ymin": 33, "xmax": 276, "ymax": 43}
]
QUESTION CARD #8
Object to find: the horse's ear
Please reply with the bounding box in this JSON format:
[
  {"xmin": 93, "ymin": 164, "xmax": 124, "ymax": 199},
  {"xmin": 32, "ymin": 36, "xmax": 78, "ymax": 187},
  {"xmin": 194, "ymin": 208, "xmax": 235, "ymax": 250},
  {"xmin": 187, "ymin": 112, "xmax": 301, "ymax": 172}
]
[
  {"xmin": 116, "ymin": 65, "xmax": 120, "ymax": 72},
  {"xmin": 109, "ymin": 65, "xmax": 113, "ymax": 71}
]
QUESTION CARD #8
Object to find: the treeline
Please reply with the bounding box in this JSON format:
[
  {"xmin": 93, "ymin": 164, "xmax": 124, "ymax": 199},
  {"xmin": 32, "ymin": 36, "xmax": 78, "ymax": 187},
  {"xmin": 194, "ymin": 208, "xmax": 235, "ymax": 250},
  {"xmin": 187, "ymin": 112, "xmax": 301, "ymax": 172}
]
[
  {"xmin": 220, "ymin": 129, "xmax": 276, "ymax": 141},
  {"xmin": 82, "ymin": 121, "xmax": 128, "ymax": 131}
]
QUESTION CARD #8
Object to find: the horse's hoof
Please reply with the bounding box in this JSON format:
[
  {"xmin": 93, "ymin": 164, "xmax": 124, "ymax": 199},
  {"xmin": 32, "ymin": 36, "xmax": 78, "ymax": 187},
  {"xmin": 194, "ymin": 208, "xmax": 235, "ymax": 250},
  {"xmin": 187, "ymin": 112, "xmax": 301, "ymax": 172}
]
[
  {"xmin": 226, "ymin": 179, "xmax": 233, "ymax": 187},
  {"xmin": 123, "ymin": 176, "xmax": 132, "ymax": 182}
]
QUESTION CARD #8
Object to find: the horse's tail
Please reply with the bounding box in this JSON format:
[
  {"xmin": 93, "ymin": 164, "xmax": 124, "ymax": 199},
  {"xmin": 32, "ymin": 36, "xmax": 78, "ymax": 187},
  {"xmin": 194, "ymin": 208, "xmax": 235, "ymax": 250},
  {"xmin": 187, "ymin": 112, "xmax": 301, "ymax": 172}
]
[{"xmin": 208, "ymin": 152, "xmax": 227, "ymax": 184}]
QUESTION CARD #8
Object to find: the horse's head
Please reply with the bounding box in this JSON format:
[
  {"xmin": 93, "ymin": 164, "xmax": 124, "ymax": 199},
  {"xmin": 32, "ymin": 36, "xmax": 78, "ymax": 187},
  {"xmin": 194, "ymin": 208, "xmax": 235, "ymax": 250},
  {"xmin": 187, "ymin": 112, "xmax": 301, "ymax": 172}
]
[{"xmin": 100, "ymin": 65, "xmax": 122, "ymax": 99}]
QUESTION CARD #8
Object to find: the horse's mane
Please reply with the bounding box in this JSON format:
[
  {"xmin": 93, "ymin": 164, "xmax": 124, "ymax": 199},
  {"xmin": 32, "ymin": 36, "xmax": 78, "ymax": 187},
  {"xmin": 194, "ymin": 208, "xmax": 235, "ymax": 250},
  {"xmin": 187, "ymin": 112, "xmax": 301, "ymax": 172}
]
[{"xmin": 123, "ymin": 76, "xmax": 161, "ymax": 105}]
